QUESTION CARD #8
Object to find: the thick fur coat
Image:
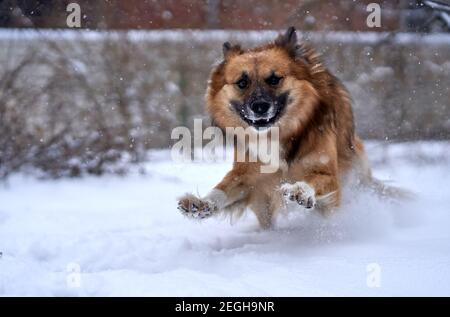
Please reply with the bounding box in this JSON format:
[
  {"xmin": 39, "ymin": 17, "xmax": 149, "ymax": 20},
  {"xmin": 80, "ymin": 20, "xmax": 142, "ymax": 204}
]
[{"xmin": 178, "ymin": 27, "xmax": 373, "ymax": 228}]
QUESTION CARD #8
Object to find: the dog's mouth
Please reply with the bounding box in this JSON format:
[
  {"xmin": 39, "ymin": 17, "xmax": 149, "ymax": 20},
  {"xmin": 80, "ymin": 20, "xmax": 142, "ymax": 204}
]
[
  {"xmin": 231, "ymin": 92, "xmax": 289, "ymax": 130},
  {"xmin": 241, "ymin": 110, "xmax": 282, "ymax": 129}
]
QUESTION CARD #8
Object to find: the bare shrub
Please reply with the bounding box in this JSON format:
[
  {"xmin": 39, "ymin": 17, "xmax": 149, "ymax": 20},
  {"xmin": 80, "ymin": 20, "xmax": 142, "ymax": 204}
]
[
  {"xmin": 0, "ymin": 33, "xmax": 177, "ymax": 179},
  {"xmin": 0, "ymin": 30, "xmax": 449, "ymax": 180}
]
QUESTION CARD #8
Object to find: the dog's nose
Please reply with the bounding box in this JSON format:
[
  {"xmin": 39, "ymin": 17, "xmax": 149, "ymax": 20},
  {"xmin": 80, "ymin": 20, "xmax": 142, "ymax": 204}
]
[{"xmin": 250, "ymin": 101, "xmax": 271, "ymax": 115}]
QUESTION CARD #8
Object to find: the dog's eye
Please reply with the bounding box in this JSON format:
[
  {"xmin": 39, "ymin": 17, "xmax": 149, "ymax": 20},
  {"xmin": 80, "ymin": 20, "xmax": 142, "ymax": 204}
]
[
  {"xmin": 236, "ymin": 77, "xmax": 249, "ymax": 90},
  {"xmin": 265, "ymin": 74, "xmax": 282, "ymax": 86}
]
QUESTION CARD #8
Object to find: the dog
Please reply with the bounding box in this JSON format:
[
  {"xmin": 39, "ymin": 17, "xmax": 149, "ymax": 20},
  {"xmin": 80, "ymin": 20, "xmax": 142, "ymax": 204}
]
[{"xmin": 177, "ymin": 27, "xmax": 378, "ymax": 228}]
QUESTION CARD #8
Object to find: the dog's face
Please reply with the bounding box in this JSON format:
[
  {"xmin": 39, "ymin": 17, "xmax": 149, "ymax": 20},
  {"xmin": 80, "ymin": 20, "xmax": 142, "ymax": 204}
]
[
  {"xmin": 207, "ymin": 27, "xmax": 320, "ymax": 137},
  {"xmin": 225, "ymin": 50, "xmax": 291, "ymax": 129}
]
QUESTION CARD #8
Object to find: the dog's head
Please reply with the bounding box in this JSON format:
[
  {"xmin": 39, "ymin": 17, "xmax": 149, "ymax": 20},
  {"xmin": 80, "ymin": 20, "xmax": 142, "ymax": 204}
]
[{"xmin": 207, "ymin": 27, "xmax": 323, "ymax": 136}]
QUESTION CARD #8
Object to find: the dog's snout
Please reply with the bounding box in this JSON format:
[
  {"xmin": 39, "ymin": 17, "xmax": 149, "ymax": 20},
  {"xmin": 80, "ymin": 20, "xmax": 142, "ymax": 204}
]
[{"xmin": 250, "ymin": 101, "xmax": 271, "ymax": 115}]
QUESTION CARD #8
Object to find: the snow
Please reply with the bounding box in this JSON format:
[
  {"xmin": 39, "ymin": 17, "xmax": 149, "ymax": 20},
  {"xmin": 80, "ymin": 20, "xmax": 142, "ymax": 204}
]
[
  {"xmin": 1, "ymin": 28, "xmax": 450, "ymax": 46},
  {"xmin": 1, "ymin": 141, "xmax": 450, "ymax": 296}
]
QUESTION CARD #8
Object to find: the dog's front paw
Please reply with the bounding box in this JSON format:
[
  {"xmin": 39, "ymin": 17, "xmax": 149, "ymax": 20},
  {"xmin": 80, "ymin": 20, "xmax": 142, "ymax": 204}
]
[
  {"xmin": 280, "ymin": 181, "xmax": 316, "ymax": 209},
  {"xmin": 177, "ymin": 194, "xmax": 217, "ymax": 219}
]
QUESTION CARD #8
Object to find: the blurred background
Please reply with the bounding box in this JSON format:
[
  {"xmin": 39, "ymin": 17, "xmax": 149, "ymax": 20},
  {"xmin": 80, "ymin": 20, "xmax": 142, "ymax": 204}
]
[{"xmin": 0, "ymin": 0, "xmax": 449, "ymax": 179}]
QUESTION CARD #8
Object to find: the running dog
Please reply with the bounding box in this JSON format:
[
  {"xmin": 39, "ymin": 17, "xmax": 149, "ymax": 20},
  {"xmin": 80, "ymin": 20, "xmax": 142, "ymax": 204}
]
[{"xmin": 177, "ymin": 27, "xmax": 377, "ymax": 228}]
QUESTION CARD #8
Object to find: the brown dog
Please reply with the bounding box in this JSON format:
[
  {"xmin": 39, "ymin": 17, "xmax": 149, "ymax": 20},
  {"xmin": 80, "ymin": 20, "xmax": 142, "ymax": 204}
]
[{"xmin": 178, "ymin": 27, "xmax": 373, "ymax": 228}]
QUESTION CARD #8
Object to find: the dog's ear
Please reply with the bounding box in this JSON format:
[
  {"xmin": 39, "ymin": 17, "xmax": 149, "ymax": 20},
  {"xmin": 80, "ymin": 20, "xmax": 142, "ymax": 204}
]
[
  {"xmin": 275, "ymin": 26, "xmax": 298, "ymax": 57},
  {"xmin": 222, "ymin": 42, "xmax": 241, "ymax": 59}
]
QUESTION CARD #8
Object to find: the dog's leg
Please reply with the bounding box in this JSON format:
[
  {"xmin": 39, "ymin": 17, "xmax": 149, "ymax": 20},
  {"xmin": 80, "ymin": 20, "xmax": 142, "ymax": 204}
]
[
  {"xmin": 281, "ymin": 173, "xmax": 340, "ymax": 214},
  {"xmin": 304, "ymin": 172, "xmax": 340, "ymax": 214},
  {"xmin": 281, "ymin": 137, "xmax": 341, "ymax": 214},
  {"xmin": 280, "ymin": 181, "xmax": 317, "ymax": 209},
  {"xmin": 178, "ymin": 164, "xmax": 249, "ymax": 219},
  {"xmin": 248, "ymin": 192, "xmax": 278, "ymax": 229}
]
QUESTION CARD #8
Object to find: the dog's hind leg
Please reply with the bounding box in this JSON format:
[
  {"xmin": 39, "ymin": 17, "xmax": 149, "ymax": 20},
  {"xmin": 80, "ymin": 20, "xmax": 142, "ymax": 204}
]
[{"xmin": 248, "ymin": 191, "xmax": 279, "ymax": 229}]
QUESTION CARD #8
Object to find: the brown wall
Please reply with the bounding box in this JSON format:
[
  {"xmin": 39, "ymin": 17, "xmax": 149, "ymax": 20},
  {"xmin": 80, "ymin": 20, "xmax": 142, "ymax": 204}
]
[{"xmin": 1, "ymin": 0, "xmax": 432, "ymax": 32}]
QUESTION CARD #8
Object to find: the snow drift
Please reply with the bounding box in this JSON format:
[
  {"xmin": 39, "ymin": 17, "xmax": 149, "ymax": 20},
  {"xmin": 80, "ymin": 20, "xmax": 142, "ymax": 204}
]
[{"xmin": 0, "ymin": 141, "xmax": 449, "ymax": 296}]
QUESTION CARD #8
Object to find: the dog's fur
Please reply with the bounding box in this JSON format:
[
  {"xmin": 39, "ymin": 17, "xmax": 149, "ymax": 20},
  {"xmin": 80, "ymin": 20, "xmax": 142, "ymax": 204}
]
[{"xmin": 178, "ymin": 27, "xmax": 375, "ymax": 228}]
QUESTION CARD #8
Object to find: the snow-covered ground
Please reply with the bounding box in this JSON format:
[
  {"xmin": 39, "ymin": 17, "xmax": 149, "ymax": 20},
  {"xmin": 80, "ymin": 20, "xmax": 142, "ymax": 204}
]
[{"xmin": 0, "ymin": 141, "xmax": 449, "ymax": 296}]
